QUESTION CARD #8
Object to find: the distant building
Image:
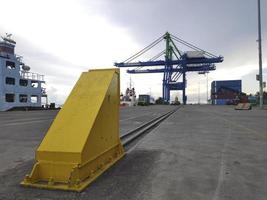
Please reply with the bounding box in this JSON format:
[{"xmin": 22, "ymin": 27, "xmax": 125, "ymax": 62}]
[
  {"xmin": 0, "ymin": 34, "xmax": 47, "ymax": 111},
  {"xmin": 211, "ymin": 80, "xmax": 247, "ymax": 105}
]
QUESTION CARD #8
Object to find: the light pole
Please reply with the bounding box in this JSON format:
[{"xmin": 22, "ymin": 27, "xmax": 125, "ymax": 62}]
[
  {"xmin": 198, "ymin": 80, "xmax": 200, "ymax": 104},
  {"xmin": 206, "ymin": 72, "xmax": 209, "ymax": 104},
  {"xmin": 257, "ymin": 0, "xmax": 264, "ymax": 108},
  {"xmin": 198, "ymin": 71, "xmax": 209, "ymax": 104}
]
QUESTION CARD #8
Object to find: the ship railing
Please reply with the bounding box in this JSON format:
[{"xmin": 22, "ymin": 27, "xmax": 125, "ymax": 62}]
[
  {"xmin": 41, "ymin": 88, "xmax": 47, "ymax": 95},
  {"xmin": 20, "ymin": 71, "xmax": 44, "ymax": 81}
]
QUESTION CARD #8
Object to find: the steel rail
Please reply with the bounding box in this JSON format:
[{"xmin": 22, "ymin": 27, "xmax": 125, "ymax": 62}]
[{"xmin": 121, "ymin": 107, "xmax": 180, "ymax": 147}]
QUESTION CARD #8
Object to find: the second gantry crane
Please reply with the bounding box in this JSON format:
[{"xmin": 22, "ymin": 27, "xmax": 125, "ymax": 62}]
[{"xmin": 115, "ymin": 32, "xmax": 224, "ymax": 105}]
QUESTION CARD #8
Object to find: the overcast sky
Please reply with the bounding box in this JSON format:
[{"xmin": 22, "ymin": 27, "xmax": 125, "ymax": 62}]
[{"xmin": 0, "ymin": 0, "xmax": 266, "ymax": 104}]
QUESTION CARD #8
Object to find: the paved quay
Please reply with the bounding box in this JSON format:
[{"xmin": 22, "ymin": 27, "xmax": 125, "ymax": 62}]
[
  {"xmin": 0, "ymin": 105, "xmax": 267, "ymax": 200},
  {"xmin": 0, "ymin": 106, "xmax": 173, "ymax": 173}
]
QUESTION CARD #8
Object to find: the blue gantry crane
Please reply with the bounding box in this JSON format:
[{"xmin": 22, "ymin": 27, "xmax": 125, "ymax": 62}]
[{"xmin": 115, "ymin": 32, "xmax": 224, "ymax": 105}]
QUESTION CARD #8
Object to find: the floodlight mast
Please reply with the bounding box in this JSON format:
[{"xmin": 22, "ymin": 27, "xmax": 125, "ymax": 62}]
[{"xmin": 258, "ymin": 0, "xmax": 264, "ymax": 109}]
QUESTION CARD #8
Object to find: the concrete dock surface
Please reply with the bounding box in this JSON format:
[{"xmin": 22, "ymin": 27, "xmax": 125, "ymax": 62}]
[
  {"xmin": 0, "ymin": 105, "xmax": 267, "ymax": 199},
  {"xmin": 0, "ymin": 106, "xmax": 174, "ymax": 174}
]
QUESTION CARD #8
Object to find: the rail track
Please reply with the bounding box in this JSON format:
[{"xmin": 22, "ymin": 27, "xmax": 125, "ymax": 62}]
[{"xmin": 120, "ymin": 107, "xmax": 180, "ymax": 148}]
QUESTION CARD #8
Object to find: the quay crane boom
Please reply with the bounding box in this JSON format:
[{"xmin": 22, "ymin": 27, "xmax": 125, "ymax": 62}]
[{"xmin": 115, "ymin": 32, "xmax": 223, "ymax": 104}]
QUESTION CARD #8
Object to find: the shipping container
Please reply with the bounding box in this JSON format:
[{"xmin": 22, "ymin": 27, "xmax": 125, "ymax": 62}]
[
  {"xmin": 248, "ymin": 96, "xmax": 257, "ymax": 105},
  {"xmin": 211, "ymin": 80, "xmax": 243, "ymax": 105},
  {"xmin": 138, "ymin": 95, "xmax": 150, "ymax": 106},
  {"xmin": 185, "ymin": 51, "xmax": 205, "ymax": 59},
  {"xmin": 215, "ymin": 99, "xmax": 230, "ymax": 105},
  {"xmin": 211, "ymin": 80, "xmax": 242, "ymax": 94}
]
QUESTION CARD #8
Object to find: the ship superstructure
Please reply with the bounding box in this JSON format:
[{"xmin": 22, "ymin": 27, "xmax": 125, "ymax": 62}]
[
  {"xmin": 120, "ymin": 78, "xmax": 137, "ymax": 106},
  {"xmin": 0, "ymin": 34, "xmax": 47, "ymax": 111}
]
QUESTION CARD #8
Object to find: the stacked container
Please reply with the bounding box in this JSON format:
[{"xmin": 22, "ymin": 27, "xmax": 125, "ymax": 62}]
[{"xmin": 211, "ymin": 80, "xmax": 242, "ymax": 105}]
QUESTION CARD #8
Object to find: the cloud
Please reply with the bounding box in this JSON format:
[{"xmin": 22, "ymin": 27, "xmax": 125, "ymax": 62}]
[
  {"xmin": 80, "ymin": 0, "xmax": 267, "ymax": 50},
  {"xmin": 0, "ymin": 0, "xmax": 140, "ymax": 104},
  {"xmin": 81, "ymin": 0, "xmax": 267, "ymax": 101},
  {"xmin": 0, "ymin": 0, "xmax": 266, "ymax": 103}
]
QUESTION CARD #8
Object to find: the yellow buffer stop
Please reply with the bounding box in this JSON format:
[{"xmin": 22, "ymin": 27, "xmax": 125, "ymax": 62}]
[{"xmin": 21, "ymin": 68, "xmax": 125, "ymax": 191}]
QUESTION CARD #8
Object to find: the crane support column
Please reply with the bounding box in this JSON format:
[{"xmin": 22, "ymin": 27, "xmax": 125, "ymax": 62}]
[{"xmin": 164, "ymin": 32, "xmax": 172, "ymax": 103}]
